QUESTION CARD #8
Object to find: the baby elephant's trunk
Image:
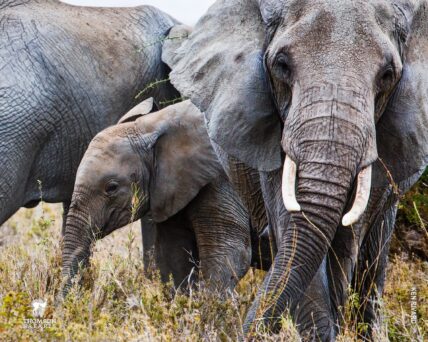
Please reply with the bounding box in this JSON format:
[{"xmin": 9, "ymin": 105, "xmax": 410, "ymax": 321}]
[{"xmin": 61, "ymin": 200, "xmax": 94, "ymax": 297}]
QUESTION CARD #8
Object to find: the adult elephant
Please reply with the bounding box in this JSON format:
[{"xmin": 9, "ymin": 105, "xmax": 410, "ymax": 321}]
[
  {"xmin": 163, "ymin": 0, "xmax": 428, "ymax": 340},
  {"xmin": 62, "ymin": 99, "xmax": 271, "ymax": 295},
  {"xmin": 0, "ymin": 0, "xmax": 178, "ymax": 226}
]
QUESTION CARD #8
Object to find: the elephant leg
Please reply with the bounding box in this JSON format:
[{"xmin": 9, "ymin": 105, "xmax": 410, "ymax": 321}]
[
  {"xmin": 155, "ymin": 212, "xmax": 198, "ymax": 290},
  {"xmin": 187, "ymin": 179, "xmax": 252, "ymax": 292},
  {"xmin": 251, "ymin": 225, "xmax": 274, "ymax": 271},
  {"xmin": 292, "ymin": 258, "xmax": 337, "ymax": 341},
  {"xmin": 327, "ymin": 185, "xmax": 397, "ymax": 338},
  {"xmin": 211, "ymin": 141, "xmax": 268, "ymax": 237},
  {"xmin": 141, "ymin": 214, "xmax": 157, "ymax": 275},
  {"xmin": 354, "ymin": 200, "xmax": 398, "ymax": 337},
  {"xmin": 327, "ymin": 220, "xmax": 360, "ymax": 327},
  {"xmin": 259, "ymin": 169, "xmax": 290, "ymax": 253},
  {"xmin": 327, "ymin": 186, "xmax": 385, "ymax": 317},
  {"xmin": 0, "ymin": 159, "xmax": 31, "ymax": 225}
]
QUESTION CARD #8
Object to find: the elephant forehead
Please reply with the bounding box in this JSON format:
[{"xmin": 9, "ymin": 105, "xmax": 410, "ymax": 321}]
[
  {"xmin": 285, "ymin": 0, "xmax": 393, "ymax": 25},
  {"xmin": 279, "ymin": 0, "xmax": 394, "ymax": 58},
  {"xmin": 76, "ymin": 152, "xmax": 117, "ymax": 183},
  {"xmin": 77, "ymin": 142, "xmax": 134, "ymax": 181}
]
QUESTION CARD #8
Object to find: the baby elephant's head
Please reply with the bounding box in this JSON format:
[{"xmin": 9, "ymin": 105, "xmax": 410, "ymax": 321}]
[
  {"xmin": 61, "ymin": 98, "xmax": 222, "ymax": 296},
  {"xmin": 72, "ymin": 126, "xmax": 150, "ymax": 237}
]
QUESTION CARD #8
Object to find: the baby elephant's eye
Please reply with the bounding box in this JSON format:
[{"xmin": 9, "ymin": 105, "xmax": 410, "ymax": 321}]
[{"xmin": 105, "ymin": 181, "xmax": 119, "ymax": 195}]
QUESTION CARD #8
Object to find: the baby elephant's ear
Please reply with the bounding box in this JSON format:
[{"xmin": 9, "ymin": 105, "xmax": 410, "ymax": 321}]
[
  {"xmin": 148, "ymin": 101, "xmax": 224, "ymax": 222},
  {"xmin": 373, "ymin": 2, "xmax": 428, "ymax": 190},
  {"xmin": 118, "ymin": 98, "xmax": 155, "ymax": 124}
]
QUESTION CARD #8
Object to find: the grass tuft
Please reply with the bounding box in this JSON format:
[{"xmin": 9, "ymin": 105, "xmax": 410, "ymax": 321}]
[{"xmin": 0, "ymin": 202, "xmax": 426, "ymax": 340}]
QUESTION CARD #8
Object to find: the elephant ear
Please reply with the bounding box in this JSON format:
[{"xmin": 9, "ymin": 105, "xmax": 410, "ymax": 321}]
[
  {"xmin": 118, "ymin": 98, "xmax": 155, "ymax": 124},
  {"xmin": 136, "ymin": 101, "xmax": 224, "ymax": 222},
  {"xmin": 162, "ymin": 24, "xmax": 193, "ymax": 68},
  {"xmin": 373, "ymin": 1, "xmax": 428, "ymax": 190},
  {"xmin": 164, "ymin": 0, "xmax": 282, "ymax": 172}
]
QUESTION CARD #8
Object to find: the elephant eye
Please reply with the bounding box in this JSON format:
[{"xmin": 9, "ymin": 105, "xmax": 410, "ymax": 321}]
[
  {"xmin": 377, "ymin": 64, "xmax": 396, "ymax": 91},
  {"xmin": 273, "ymin": 53, "xmax": 292, "ymax": 81},
  {"xmin": 105, "ymin": 181, "xmax": 119, "ymax": 195}
]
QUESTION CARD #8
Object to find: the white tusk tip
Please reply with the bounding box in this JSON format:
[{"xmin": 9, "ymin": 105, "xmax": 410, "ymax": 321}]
[
  {"xmin": 342, "ymin": 165, "xmax": 373, "ymax": 227},
  {"xmin": 284, "ymin": 199, "xmax": 301, "ymax": 213},
  {"xmin": 342, "ymin": 213, "xmax": 358, "ymax": 227}
]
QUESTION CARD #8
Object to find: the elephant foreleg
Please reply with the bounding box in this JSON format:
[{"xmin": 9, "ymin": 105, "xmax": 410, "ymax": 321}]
[
  {"xmin": 187, "ymin": 179, "xmax": 252, "ymax": 292},
  {"xmin": 155, "ymin": 212, "xmax": 198, "ymax": 290},
  {"xmin": 292, "ymin": 258, "xmax": 337, "ymax": 342},
  {"xmin": 0, "ymin": 153, "xmax": 32, "ymax": 225},
  {"xmin": 211, "ymin": 141, "xmax": 268, "ymax": 237},
  {"xmin": 327, "ymin": 184, "xmax": 398, "ymax": 339},
  {"xmin": 327, "ymin": 217, "xmax": 360, "ymax": 326},
  {"xmin": 353, "ymin": 200, "xmax": 398, "ymax": 337},
  {"xmin": 250, "ymin": 225, "xmax": 274, "ymax": 271}
]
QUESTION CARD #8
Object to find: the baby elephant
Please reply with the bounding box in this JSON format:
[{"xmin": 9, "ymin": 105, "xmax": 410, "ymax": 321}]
[{"xmin": 62, "ymin": 99, "xmax": 269, "ymax": 295}]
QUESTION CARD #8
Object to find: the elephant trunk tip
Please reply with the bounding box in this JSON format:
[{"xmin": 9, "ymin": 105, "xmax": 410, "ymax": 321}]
[
  {"xmin": 61, "ymin": 288, "xmax": 70, "ymax": 300},
  {"xmin": 60, "ymin": 267, "xmax": 75, "ymax": 299}
]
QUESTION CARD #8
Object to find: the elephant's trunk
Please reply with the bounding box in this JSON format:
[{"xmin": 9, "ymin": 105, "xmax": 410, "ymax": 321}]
[
  {"xmin": 246, "ymin": 143, "xmax": 359, "ymax": 335},
  {"xmin": 245, "ymin": 88, "xmax": 377, "ymax": 336},
  {"xmin": 62, "ymin": 202, "xmax": 94, "ymax": 297}
]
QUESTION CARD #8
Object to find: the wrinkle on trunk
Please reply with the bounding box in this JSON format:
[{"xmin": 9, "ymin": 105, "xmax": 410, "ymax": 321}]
[
  {"xmin": 245, "ymin": 101, "xmax": 370, "ymax": 336},
  {"xmin": 245, "ymin": 157, "xmax": 355, "ymax": 334}
]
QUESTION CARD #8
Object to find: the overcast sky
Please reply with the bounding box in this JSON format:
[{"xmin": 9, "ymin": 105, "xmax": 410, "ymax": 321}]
[{"xmin": 61, "ymin": 0, "xmax": 216, "ymax": 24}]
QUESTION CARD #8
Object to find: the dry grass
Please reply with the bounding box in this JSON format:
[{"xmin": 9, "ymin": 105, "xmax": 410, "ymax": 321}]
[{"xmin": 0, "ymin": 203, "xmax": 426, "ymax": 341}]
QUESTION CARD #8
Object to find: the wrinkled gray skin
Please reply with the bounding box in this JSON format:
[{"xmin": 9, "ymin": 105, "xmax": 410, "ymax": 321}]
[
  {"xmin": 62, "ymin": 100, "xmax": 272, "ymax": 295},
  {"xmin": 0, "ymin": 0, "xmax": 178, "ymax": 227},
  {"xmin": 164, "ymin": 0, "xmax": 428, "ymax": 340}
]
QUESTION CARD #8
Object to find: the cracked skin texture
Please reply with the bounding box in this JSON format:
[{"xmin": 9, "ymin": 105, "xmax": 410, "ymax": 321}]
[{"xmin": 0, "ymin": 0, "xmax": 178, "ymax": 224}]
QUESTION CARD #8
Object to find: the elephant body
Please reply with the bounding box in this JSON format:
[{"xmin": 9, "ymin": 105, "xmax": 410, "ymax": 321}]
[
  {"xmin": 62, "ymin": 99, "xmax": 270, "ymax": 294},
  {"xmin": 0, "ymin": 0, "xmax": 178, "ymax": 225},
  {"xmin": 163, "ymin": 0, "xmax": 428, "ymax": 340}
]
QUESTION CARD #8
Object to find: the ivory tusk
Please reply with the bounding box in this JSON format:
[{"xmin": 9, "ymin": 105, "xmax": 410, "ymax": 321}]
[
  {"xmin": 342, "ymin": 165, "xmax": 372, "ymax": 226},
  {"xmin": 282, "ymin": 156, "xmax": 301, "ymax": 212}
]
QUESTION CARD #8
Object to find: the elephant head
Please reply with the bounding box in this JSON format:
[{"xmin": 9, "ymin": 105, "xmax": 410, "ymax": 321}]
[
  {"xmin": 163, "ymin": 0, "xmax": 428, "ymax": 333},
  {"xmin": 62, "ymin": 99, "xmax": 223, "ymax": 295}
]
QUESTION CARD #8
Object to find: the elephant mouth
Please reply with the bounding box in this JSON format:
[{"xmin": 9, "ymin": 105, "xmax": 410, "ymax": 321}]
[
  {"xmin": 100, "ymin": 209, "xmax": 125, "ymax": 237},
  {"xmin": 282, "ymin": 155, "xmax": 373, "ymax": 226},
  {"xmin": 101, "ymin": 206, "xmax": 143, "ymax": 238},
  {"xmin": 100, "ymin": 224, "xmax": 117, "ymax": 238}
]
